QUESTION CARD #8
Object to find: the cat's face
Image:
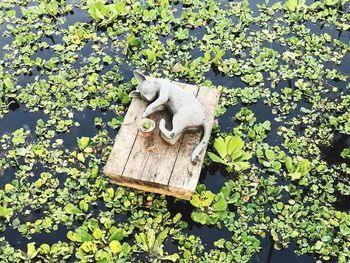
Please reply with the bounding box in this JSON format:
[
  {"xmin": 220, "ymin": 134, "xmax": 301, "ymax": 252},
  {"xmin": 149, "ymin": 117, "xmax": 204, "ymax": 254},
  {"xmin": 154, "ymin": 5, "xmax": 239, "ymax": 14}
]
[{"xmin": 133, "ymin": 70, "xmax": 158, "ymax": 102}]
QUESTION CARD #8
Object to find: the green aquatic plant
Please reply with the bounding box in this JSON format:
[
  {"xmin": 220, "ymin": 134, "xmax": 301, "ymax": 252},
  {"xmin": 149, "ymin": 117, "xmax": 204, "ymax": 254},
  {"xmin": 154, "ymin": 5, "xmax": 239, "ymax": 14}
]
[
  {"xmin": 341, "ymin": 148, "xmax": 350, "ymax": 159},
  {"xmin": 0, "ymin": 205, "xmax": 13, "ymax": 222},
  {"xmin": 86, "ymin": 0, "xmax": 127, "ymax": 25},
  {"xmin": 256, "ymin": 145, "xmax": 286, "ymax": 174},
  {"xmin": 190, "ymin": 185, "xmax": 228, "ymax": 225},
  {"xmin": 284, "ymin": 0, "xmax": 303, "ymax": 12},
  {"xmin": 67, "ymin": 218, "xmax": 131, "ymax": 262},
  {"xmin": 208, "ymin": 135, "xmax": 252, "ymax": 172},
  {"xmin": 285, "ymin": 157, "xmax": 312, "ymax": 182},
  {"xmin": 134, "ymin": 227, "xmax": 179, "ymax": 262},
  {"xmin": 0, "ymin": 0, "xmax": 350, "ymax": 262}
]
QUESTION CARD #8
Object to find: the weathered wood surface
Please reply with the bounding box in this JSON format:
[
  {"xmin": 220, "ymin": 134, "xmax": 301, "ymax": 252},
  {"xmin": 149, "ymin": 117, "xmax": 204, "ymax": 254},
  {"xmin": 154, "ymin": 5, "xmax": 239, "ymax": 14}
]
[{"xmin": 104, "ymin": 81, "xmax": 220, "ymax": 200}]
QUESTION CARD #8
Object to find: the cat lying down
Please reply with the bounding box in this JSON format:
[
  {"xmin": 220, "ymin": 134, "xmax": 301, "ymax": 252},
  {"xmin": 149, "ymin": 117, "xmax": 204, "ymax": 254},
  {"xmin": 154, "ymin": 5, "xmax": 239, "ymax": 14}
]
[{"xmin": 129, "ymin": 70, "xmax": 210, "ymax": 165}]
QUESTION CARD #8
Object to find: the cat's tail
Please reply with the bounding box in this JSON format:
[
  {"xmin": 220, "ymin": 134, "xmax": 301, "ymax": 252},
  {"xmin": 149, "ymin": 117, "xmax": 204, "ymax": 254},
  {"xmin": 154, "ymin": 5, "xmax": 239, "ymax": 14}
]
[{"xmin": 191, "ymin": 122, "xmax": 210, "ymax": 165}]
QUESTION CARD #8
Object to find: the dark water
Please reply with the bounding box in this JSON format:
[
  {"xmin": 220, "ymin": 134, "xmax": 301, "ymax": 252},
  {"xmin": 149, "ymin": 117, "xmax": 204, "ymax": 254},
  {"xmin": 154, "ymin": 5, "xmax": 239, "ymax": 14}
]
[{"xmin": 1, "ymin": 1, "xmax": 349, "ymax": 263}]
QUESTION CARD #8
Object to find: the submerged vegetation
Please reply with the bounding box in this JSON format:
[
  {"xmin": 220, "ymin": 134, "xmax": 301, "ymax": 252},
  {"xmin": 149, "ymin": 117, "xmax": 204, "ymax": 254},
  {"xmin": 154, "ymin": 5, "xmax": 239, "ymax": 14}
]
[{"xmin": 0, "ymin": 0, "xmax": 350, "ymax": 262}]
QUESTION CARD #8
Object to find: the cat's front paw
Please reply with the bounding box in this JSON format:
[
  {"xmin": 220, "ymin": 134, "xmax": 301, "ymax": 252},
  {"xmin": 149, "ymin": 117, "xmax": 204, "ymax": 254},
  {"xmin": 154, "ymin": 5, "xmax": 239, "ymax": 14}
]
[{"xmin": 142, "ymin": 111, "xmax": 149, "ymax": 118}]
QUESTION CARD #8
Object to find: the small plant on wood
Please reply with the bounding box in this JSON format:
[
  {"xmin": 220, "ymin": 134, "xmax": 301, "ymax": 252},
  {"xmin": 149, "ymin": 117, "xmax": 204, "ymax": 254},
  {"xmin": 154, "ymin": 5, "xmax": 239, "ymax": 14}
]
[{"xmin": 138, "ymin": 118, "xmax": 156, "ymax": 133}]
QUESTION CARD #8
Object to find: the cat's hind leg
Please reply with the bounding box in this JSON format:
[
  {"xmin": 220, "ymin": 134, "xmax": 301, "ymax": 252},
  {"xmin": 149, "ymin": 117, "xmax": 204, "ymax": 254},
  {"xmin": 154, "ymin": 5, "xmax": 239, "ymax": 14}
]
[
  {"xmin": 160, "ymin": 107, "xmax": 203, "ymax": 145},
  {"xmin": 159, "ymin": 118, "xmax": 185, "ymax": 145}
]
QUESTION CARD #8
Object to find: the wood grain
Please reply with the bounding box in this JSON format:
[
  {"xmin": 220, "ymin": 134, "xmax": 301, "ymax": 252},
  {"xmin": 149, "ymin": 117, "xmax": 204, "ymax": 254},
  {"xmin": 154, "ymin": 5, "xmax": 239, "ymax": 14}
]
[{"xmin": 104, "ymin": 97, "xmax": 146, "ymax": 177}]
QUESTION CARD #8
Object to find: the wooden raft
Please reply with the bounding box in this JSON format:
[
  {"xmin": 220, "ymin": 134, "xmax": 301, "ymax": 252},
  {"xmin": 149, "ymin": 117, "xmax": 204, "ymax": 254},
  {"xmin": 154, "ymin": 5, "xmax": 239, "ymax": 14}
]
[{"xmin": 104, "ymin": 81, "xmax": 220, "ymax": 200}]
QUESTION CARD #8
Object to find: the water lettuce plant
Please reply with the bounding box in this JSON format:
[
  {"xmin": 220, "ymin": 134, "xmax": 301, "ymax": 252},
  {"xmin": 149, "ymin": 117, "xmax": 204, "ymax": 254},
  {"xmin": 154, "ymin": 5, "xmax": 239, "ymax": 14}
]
[
  {"xmin": 190, "ymin": 185, "xmax": 228, "ymax": 226},
  {"xmin": 208, "ymin": 135, "xmax": 252, "ymax": 172},
  {"xmin": 135, "ymin": 227, "xmax": 179, "ymax": 262}
]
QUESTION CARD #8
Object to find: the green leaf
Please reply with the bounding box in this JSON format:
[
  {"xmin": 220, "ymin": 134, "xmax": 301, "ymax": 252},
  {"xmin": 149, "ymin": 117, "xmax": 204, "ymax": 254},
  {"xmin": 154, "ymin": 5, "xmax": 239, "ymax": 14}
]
[
  {"xmin": 120, "ymin": 243, "xmax": 131, "ymax": 255},
  {"xmin": 296, "ymin": 159, "xmax": 311, "ymax": 175},
  {"xmin": 93, "ymin": 228, "xmax": 103, "ymax": 239},
  {"xmin": 191, "ymin": 212, "xmax": 208, "ymax": 225},
  {"xmin": 67, "ymin": 227, "xmax": 94, "ymax": 242},
  {"xmin": 127, "ymin": 34, "xmax": 141, "ymax": 47},
  {"xmin": 77, "ymin": 152, "xmax": 85, "ymax": 163},
  {"xmin": 265, "ymin": 149, "xmax": 275, "ymax": 160},
  {"xmin": 135, "ymin": 232, "xmax": 148, "ymax": 252},
  {"xmin": 0, "ymin": 206, "xmax": 13, "ymax": 221},
  {"xmin": 64, "ymin": 203, "xmax": 81, "ymax": 214},
  {"xmin": 4, "ymin": 78, "xmax": 14, "ymax": 90},
  {"xmin": 284, "ymin": 0, "xmax": 298, "ymax": 11},
  {"xmin": 315, "ymin": 240, "xmax": 323, "ymax": 250},
  {"xmin": 340, "ymin": 223, "xmax": 350, "ymax": 236},
  {"xmin": 196, "ymin": 184, "xmax": 206, "ymax": 194},
  {"xmin": 262, "ymin": 160, "xmax": 271, "ymax": 167},
  {"xmin": 190, "ymin": 190, "xmax": 215, "ymax": 208},
  {"xmin": 153, "ymin": 228, "xmax": 169, "ymax": 255},
  {"xmin": 290, "ymin": 230, "xmax": 299, "ymax": 238},
  {"xmin": 146, "ymin": 49, "xmax": 157, "ymax": 63},
  {"xmin": 95, "ymin": 249, "xmax": 112, "ymax": 262},
  {"xmin": 109, "ymin": 240, "xmax": 122, "ymax": 254},
  {"xmin": 290, "ymin": 172, "xmax": 302, "ymax": 180},
  {"xmin": 325, "ymin": 0, "xmax": 339, "ymax": 6},
  {"xmin": 79, "ymin": 200, "xmax": 89, "ymax": 212},
  {"xmin": 276, "ymin": 202, "xmax": 284, "ymax": 210},
  {"xmin": 272, "ymin": 2, "xmax": 282, "ymax": 9},
  {"xmin": 285, "ymin": 157, "xmax": 294, "ymax": 172},
  {"xmin": 77, "ymin": 137, "xmax": 90, "ymax": 150},
  {"xmin": 161, "ymin": 253, "xmax": 180, "ymax": 262},
  {"xmin": 271, "ymin": 229, "xmax": 279, "ymax": 241},
  {"xmin": 190, "ymin": 194, "xmax": 202, "ymax": 208},
  {"xmin": 81, "ymin": 241, "xmax": 97, "ymax": 253},
  {"xmin": 114, "ymin": 1, "xmax": 126, "ymax": 14},
  {"xmin": 208, "ymin": 152, "xmax": 225, "ymax": 164},
  {"xmin": 27, "ymin": 242, "xmax": 38, "ymax": 259},
  {"xmin": 214, "ymin": 137, "xmax": 227, "ymax": 158},
  {"xmin": 228, "ymin": 136, "xmax": 244, "ymax": 158},
  {"xmin": 109, "ymin": 226, "xmax": 125, "ymax": 241},
  {"xmin": 212, "ymin": 194, "xmax": 228, "ymax": 211},
  {"xmin": 202, "ymin": 191, "xmax": 215, "ymax": 207}
]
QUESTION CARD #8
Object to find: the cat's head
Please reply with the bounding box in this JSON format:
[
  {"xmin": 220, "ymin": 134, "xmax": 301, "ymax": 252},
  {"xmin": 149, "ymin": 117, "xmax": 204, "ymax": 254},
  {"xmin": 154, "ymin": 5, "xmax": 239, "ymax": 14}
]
[{"xmin": 129, "ymin": 70, "xmax": 159, "ymax": 102}]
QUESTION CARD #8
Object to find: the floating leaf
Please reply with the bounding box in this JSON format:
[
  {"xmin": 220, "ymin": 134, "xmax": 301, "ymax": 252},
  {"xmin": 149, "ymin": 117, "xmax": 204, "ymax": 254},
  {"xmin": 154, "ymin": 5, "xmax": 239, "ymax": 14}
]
[
  {"xmin": 161, "ymin": 253, "xmax": 180, "ymax": 262},
  {"xmin": 27, "ymin": 242, "xmax": 38, "ymax": 259},
  {"xmin": 284, "ymin": 0, "xmax": 298, "ymax": 11},
  {"xmin": 191, "ymin": 212, "xmax": 208, "ymax": 225},
  {"xmin": 212, "ymin": 194, "xmax": 228, "ymax": 211},
  {"xmin": 265, "ymin": 149, "xmax": 275, "ymax": 160},
  {"xmin": 109, "ymin": 240, "xmax": 122, "ymax": 254},
  {"xmin": 77, "ymin": 137, "xmax": 90, "ymax": 150},
  {"xmin": 213, "ymin": 137, "xmax": 227, "ymax": 158},
  {"xmin": 0, "ymin": 206, "xmax": 13, "ymax": 221},
  {"xmin": 109, "ymin": 227, "xmax": 125, "ymax": 241},
  {"xmin": 64, "ymin": 203, "xmax": 81, "ymax": 214}
]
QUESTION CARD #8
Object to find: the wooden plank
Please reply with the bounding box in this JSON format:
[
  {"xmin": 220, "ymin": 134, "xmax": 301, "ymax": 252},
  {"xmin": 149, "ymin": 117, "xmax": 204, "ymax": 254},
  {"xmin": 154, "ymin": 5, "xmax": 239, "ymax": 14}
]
[
  {"xmin": 121, "ymin": 111, "xmax": 160, "ymax": 181},
  {"xmin": 104, "ymin": 97, "xmax": 146, "ymax": 177},
  {"xmin": 109, "ymin": 176, "xmax": 194, "ymax": 200},
  {"xmin": 168, "ymin": 86, "xmax": 220, "ymax": 195}
]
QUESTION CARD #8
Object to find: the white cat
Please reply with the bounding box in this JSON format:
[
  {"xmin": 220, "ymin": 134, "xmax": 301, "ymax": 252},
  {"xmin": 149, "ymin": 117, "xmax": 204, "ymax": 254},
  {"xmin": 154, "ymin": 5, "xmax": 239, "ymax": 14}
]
[{"xmin": 129, "ymin": 70, "xmax": 210, "ymax": 164}]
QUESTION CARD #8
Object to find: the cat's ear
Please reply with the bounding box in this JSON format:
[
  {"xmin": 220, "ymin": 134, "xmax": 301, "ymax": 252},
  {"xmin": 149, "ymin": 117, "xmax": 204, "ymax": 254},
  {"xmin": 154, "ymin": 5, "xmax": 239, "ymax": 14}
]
[
  {"xmin": 133, "ymin": 70, "xmax": 146, "ymax": 83},
  {"xmin": 129, "ymin": 90, "xmax": 140, "ymax": 98}
]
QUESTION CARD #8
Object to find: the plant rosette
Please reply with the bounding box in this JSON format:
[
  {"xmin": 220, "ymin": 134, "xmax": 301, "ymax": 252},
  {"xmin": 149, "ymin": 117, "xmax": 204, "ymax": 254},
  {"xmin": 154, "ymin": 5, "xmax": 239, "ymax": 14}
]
[{"xmin": 138, "ymin": 118, "xmax": 156, "ymax": 136}]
